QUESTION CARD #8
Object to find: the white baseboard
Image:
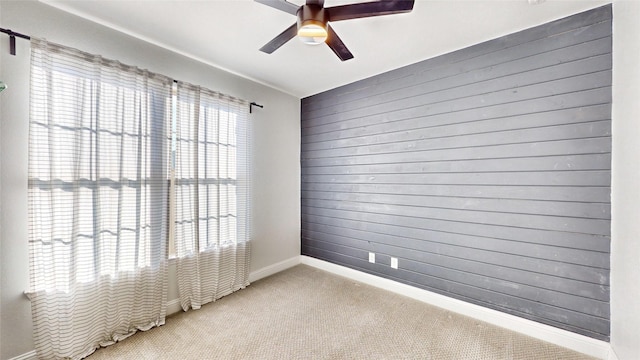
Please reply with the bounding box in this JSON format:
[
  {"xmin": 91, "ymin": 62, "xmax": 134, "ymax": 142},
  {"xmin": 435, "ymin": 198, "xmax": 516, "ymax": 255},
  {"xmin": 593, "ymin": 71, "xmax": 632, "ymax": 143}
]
[
  {"xmin": 248, "ymin": 256, "xmax": 301, "ymax": 283},
  {"xmin": 7, "ymin": 350, "xmax": 37, "ymax": 360},
  {"xmin": 165, "ymin": 256, "xmax": 300, "ymax": 316},
  {"xmin": 167, "ymin": 298, "xmax": 182, "ymax": 316},
  {"xmin": 608, "ymin": 347, "xmax": 620, "ymax": 360},
  {"xmin": 301, "ymin": 255, "xmax": 613, "ymax": 360}
]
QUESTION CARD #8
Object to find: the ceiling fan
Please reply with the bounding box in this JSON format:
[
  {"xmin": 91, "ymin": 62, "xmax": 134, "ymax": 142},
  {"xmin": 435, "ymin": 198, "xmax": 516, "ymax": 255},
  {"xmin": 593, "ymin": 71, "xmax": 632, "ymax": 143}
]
[{"xmin": 256, "ymin": 0, "xmax": 415, "ymax": 61}]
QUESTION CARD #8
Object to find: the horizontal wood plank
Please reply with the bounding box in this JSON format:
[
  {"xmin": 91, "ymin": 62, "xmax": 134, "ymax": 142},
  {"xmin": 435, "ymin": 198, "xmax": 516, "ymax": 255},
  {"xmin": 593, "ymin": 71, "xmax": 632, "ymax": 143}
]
[
  {"xmin": 301, "ymin": 183, "xmax": 612, "ymax": 203},
  {"xmin": 301, "ymin": 191, "xmax": 611, "ymax": 219}
]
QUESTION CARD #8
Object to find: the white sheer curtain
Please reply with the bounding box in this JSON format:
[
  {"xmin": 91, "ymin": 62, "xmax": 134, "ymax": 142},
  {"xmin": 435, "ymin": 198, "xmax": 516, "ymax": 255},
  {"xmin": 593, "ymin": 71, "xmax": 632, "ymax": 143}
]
[
  {"xmin": 174, "ymin": 82, "xmax": 251, "ymax": 311},
  {"xmin": 27, "ymin": 38, "xmax": 172, "ymax": 359}
]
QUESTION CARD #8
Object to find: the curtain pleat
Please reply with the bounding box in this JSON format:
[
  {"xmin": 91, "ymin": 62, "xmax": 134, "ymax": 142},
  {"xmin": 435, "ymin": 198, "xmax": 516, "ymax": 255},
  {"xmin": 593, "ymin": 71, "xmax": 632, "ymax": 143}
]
[
  {"xmin": 27, "ymin": 38, "xmax": 172, "ymax": 360},
  {"xmin": 174, "ymin": 82, "xmax": 251, "ymax": 311}
]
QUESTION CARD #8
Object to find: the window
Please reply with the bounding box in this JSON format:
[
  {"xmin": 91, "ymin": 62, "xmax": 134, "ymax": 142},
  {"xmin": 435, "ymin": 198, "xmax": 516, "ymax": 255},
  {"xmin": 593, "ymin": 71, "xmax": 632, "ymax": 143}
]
[
  {"xmin": 27, "ymin": 38, "xmax": 175, "ymax": 359},
  {"xmin": 172, "ymin": 82, "xmax": 252, "ymax": 310},
  {"xmin": 168, "ymin": 83, "xmax": 251, "ymax": 258},
  {"xmin": 27, "ymin": 38, "xmax": 252, "ymax": 358},
  {"xmin": 28, "ymin": 43, "xmax": 172, "ymax": 292}
]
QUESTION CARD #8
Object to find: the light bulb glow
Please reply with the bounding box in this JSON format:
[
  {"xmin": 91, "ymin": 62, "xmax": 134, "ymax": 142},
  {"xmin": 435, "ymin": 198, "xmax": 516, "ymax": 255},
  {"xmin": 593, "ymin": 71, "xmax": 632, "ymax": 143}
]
[{"xmin": 298, "ymin": 24, "xmax": 327, "ymax": 45}]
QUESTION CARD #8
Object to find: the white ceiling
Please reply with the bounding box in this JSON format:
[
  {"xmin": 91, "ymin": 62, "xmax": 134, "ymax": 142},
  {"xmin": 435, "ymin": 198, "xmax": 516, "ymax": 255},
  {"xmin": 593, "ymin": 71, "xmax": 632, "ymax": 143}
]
[{"xmin": 42, "ymin": 0, "xmax": 609, "ymax": 98}]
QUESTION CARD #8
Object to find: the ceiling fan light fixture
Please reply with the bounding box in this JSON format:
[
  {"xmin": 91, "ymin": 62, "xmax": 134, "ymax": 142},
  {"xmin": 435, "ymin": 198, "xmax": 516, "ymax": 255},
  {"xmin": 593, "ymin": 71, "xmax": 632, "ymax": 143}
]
[
  {"xmin": 296, "ymin": 4, "xmax": 328, "ymax": 45},
  {"xmin": 298, "ymin": 22, "xmax": 327, "ymax": 45}
]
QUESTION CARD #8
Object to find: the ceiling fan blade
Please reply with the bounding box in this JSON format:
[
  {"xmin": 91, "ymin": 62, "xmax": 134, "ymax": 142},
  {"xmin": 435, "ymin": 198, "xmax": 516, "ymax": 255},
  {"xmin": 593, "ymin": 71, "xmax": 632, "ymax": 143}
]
[
  {"xmin": 255, "ymin": 0, "xmax": 300, "ymax": 15},
  {"xmin": 326, "ymin": 24, "xmax": 354, "ymax": 61},
  {"xmin": 259, "ymin": 23, "xmax": 298, "ymax": 54},
  {"xmin": 306, "ymin": 0, "xmax": 325, "ymax": 7},
  {"xmin": 327, "ymin": 0, "xmax": 415, "ymax": 22}
]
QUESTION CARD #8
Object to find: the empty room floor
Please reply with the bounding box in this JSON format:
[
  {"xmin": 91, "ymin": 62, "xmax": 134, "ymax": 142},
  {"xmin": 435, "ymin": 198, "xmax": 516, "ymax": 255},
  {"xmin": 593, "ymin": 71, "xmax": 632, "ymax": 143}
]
[{"xmin": 87, "ymin": 265, "xmax": 597, "ymax": 359}]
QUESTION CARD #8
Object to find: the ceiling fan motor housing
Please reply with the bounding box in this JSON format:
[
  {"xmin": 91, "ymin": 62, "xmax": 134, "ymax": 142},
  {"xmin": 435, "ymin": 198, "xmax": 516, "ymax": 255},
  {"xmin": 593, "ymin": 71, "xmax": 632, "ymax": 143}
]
[{"xmin": 297, "ymin": 4, "xmax": 328, "ymax": 30}]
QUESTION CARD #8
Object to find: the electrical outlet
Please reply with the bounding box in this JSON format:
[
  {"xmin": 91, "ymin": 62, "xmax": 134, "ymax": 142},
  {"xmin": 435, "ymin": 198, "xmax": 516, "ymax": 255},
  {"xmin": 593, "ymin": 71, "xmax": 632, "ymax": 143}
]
[
  {"xmin": 369, "ymin": 252, "xmax": 375, "ymax": 263},
  {"xmin": 390, "ymin": 257, "xmax": 398, "ymax": 269}
]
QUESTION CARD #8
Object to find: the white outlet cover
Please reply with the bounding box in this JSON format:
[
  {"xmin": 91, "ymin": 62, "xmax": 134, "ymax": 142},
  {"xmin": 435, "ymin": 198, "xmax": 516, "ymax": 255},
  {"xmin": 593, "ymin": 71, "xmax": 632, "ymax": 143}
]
[
  {"xmin": 391, "ymin": 257, "xmax": 398, "ymax": 269},
  {"xmin": 369, "ymin": 252, "xmax": 375, "ymax": 263}
]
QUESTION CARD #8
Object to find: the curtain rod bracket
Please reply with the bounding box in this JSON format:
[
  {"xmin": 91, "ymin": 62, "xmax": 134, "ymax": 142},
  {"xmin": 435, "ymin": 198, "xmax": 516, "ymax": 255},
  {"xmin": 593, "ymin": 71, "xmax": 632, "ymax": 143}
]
[
  {"xmin": 249, "ymin": 102, "xmax": 263, "ymax": 114},
  {"xmin": 10, "ymin": 35, "xmax": 16, "ymax": 56},
  {"xmin": 0, "ymin": 28, "xmax": 31, "ymax": 56}
]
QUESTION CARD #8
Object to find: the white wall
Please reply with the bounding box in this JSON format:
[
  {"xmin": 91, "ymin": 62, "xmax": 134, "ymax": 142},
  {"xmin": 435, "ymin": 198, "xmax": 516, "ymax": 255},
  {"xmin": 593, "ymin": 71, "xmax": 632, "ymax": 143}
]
[
  {"xmin": 0, "ymin": 1, "xmax": 300, "ymax": 358},
  {"xmin": 0, "ymin": 2, "xmax": 3, "ymax": 358},
  {"xmin": 0, "ymin": 6, "xmax": 31, "ymax": 357},
  {"xmin": 611, "ymin": 1, "xmax": 640, "ymax": 359}
]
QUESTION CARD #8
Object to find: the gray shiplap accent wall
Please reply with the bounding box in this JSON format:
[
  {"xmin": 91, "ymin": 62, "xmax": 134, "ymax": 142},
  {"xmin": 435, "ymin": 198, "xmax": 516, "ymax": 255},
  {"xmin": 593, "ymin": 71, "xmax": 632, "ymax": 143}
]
[{"xmin": 300, "ymin": 5, "xmax": 612, "ymax": 340}]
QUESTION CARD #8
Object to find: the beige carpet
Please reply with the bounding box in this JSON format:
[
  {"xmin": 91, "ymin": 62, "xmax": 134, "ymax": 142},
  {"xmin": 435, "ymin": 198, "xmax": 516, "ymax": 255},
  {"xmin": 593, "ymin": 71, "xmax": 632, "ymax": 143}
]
[{"xmin": 87, "ymin": 265, "xmax": 597, "ymax": 360}]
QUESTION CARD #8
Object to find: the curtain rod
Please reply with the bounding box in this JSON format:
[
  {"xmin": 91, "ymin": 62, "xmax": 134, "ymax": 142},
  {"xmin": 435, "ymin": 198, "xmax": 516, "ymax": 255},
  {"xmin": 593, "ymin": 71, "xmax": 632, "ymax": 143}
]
[
  {"xmin": 0, "ymin": 27, "xmax": 264, "ymax": 112},
  {"xmin": 0, "ymin": 28, "xmax": 31, "ymax": 56}
]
